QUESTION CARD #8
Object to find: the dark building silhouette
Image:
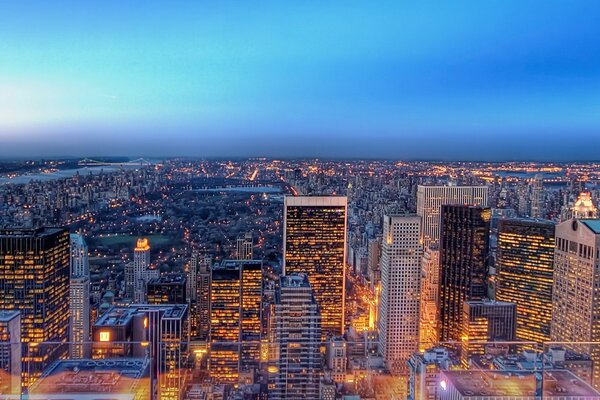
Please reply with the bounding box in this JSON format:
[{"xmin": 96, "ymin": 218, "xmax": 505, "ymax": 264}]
[{"xmin": 438, "ymin": 205, "xmax": 491, "ymax": 343}]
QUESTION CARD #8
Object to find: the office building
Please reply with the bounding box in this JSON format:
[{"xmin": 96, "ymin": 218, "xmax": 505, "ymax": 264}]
[
  {"xmin": 439, "ymin": 370, "xmax": 600, "ymax": 400},
  {"xmin": 326, "ymin": 337, "xmax": 347, "ymax": 383},
  {"xmin": 188, "ymin": 252, "xmax": 211, "ymax": 341},
  {"xmin": 268, "ymin": 274, "xmax": 322, "ymax": 400},
  {"xmin": 496, "ymin": 218, "xmax": 555, "ymax": 342},
  {"xmin": 69, "ymin": 234, "xmax": 90, "ymax": 359},
  {"xmin": 209, "ymin": 260, "xmax": 262, "ymax": 383},
  {"xmin": 551, "ymin": 218, "xmax": 600, "ymax": 388},
  {"xmin": 419, "ymin": 246, "xmax": 440, "ymax": 348},
  {"xmin": 147, "ymin": 273, "xmax": 187, "ymax": 304},
  {"xmin": 416, "ymin": 185, "xmax": 488, "ymax": 249},
  {"xmin": 127, "ymin": 238, "xmax": 159, "ymax": 303},
  {"xmin": 92, "ymin": 304, "xmax": 188, "ymax": 400},
  {"xmin": 529, "ymin": 174, "xmax": 544, "ymax": 218},
  {"xmin": 0, "ymin": 228, "xmax": 70, "ymax": 387},
  {"xmin": 284, "ymin": 196, "xmax": 347, "ymax": 338},
  {"xmin": 378, "ymin": 214, "xmax": 422, "ymax": 374},
  {"xmin": 0, "ymin": 311, "xmax": 21, "ymax": 395},
  {"xmin": 438, "ymin": 206, "xmax": 491, "ymax": 342},
  {"xmin": 236, "ymin": 232, "xmax": 254, "ymax": 260},
  {"xmin": 408, "ymin": 347, "xmax": 454, "ymax": 400},
  {"xmin": 461, "ymin": 300, "xmax": 516, "ymax": 363}
]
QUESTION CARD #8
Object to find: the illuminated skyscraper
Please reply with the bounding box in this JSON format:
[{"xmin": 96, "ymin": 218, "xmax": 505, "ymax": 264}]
[
  {"xmin": 284, "ymin": 196, "xmax": 347, "ymax": 338},
  {"xmin": 529, "ymin": 174, "xmax": 545, "ymax": 218},
  {"xmin": 188, "ymin": 252, "xmax": 211, "ymax": 341},
  {"xmin": 552, "ymin": 218, "xmax": 600, "ymax": 388},
  {"xmin": 438, "ymin": 205, "xmax": 491, "ymax": 343},
  {"xmin": 419, "ymin": 246, "xmax": 440, "ymax": 348},
  {"xmin": 236, "ymin": 232, "xmax": 254, "ymax": 260},
  {"xmin": 572, "ymin": 192, "xmax": 598, "ymax": 219},
  {"xmin": 460, "ymin": 300, "xmax": 516, "ymax": 364},
  {"xmin": 378, "ymin": 214, "xmax": 422, "ymax": 374},
  {"xmin": 416, "ymin": 185, "xmax": 489, "ymax": 249},
  {"xmin": 269, "ymin": 274, "xmax": 322, "ymax": 400},
  {"xmin": 0, "ymin": 228, "xmax": 70, "ymax": 387},
  {"xmin": 133, "ymin": 238, "xmax": 151, "ymax": 303},
  {"xmin": 496, "ymin": 219, "xmax": 555, "ymax": 342},
  {"xmin": 69, "ymin": 234, "xmax": 90, "ymax": 359},
  {"xmin": 209, "ymin": 260, "xmax": 262, "ymax": 383}
]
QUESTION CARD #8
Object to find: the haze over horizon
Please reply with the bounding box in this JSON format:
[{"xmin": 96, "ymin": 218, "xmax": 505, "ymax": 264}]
[{"xmin": 1, "ymin": 1, "xmax": 600, "ymax": 160}]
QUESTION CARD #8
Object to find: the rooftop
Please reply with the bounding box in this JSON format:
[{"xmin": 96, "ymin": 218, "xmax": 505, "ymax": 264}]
[
  {"xmin": 29, "ymin": 358, "xmax": 149, "ymax": 395},
  {"xmin": 442, "ymin": 370, "xmax": 600, "ymax": 398},
  {"xmin": 0, "ymin": 310, "xmax": 20, "ymax": 322},
  {"xmin": 580, "ymin": 219, "xmax": 600, "ymax": 234},
  {"xmin": 0, "ymin": 227, "xmax": 66, "ymax": 238},
  {"xmin": 147, "ymin": 273, "xmax": 186, "ymax": 285}
]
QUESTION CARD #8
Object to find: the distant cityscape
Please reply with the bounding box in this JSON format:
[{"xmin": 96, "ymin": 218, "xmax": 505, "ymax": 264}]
[{"xmin": 1, "ymin": 157, "xmax": 600, "ymax": 399}]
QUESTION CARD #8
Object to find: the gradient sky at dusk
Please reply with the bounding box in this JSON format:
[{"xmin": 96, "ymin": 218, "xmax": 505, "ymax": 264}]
[{"xmin": 1, "ymin": 1, "xmax": 600, "ymax": 160}]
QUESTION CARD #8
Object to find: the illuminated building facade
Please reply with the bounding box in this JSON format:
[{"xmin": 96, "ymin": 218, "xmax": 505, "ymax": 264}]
[
  {"xmin": 0, "ymin": 310, "xmax": 21, "ymax": 395},
  {"xmin": 129, "ymin": 237, "xmax": 156, "ymax": 303},
  {"xmin": 496, "ymin": 218, "xmax": 555, "ymax": 342},
  {"xmin": 408, "ymin": 347, "xmax": 453, "ymax": 400},
  {"xmin": 416, "ymin": 185, "xmax": 489, "ymax": 249},
  {"xmin": 378, "ymin": 214, "xmax": 422, "ymax": 374},
  {"xmin": 209, "ymin": 260, "xmax": 262, "ymax": 383},
  {"xmin": 284, "ymin": 196, "xmax": 347, "ymax": 338},
  {"xmin": 92, "ymin": 304, "xmax": 188, "ymax": 400},
  {"xmin": 460, "ymin": 300, "xmax": 516, "ymax": 364},
  {"xmin": 188, "ymin": 253, "xmax": 211, "ymax": 341},
  {"xmin": 571, "ymin": 192, "xmax": 598, "ymax": 220},
  {"xmin": 69, "ymin": 234, "xmax": 90, "ymax": 359},
  {"xmin": 438, "ymin": 206, "xmax": 491, "ymax": 343},
  {"xmin": 529, "ymin": 174, "xmax": 545, "ymax": 218},
  {"xmin": 236, "ymin": 232, "xmax": 254, "ymax": 260},
  {"xmin": 147, "ymin": 273, "xmax": 187, "ymax": 304},
  {"xmin": 269, "ymin": 274, "xmax": 322, "ymax": 400},
  {"xmin": 419, "ymin": 246, "xmax": 440, "ymax": 348},
  {"xmin": 551, "ymin": 218, "xmax": 600, "ymax": 388},
  {"xmin": 0, "ymin": 228, "xmax": 70, "ymax": 387}
]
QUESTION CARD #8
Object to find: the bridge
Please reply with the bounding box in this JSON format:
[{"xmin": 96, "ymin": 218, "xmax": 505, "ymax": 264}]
[{"xmin": 78, "ymin": 158, "xmax": 152, "ymax": 167}]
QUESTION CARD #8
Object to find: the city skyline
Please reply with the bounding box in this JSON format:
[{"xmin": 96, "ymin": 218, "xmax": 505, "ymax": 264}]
[{"xmin": 2, "ymin": 1, "xmax": 600, "ymax": 160}]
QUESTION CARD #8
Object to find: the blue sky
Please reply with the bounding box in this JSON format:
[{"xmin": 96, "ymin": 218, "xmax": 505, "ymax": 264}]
[{"xmin": 1, "ymin": 1, "xmax": 600, "ymax": 160}]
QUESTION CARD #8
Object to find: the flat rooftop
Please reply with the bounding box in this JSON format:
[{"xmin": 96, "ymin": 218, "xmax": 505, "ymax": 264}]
[
  {"xmin": 0, "ymin": 310, "xmax": 19, "ymax": 322},
  {"xmin": 442, "ymin": 370, "xmax": 600, "ymax": 398},
  {"xmin": 29, "ymin": 358, "xmax": 149, "ymax": 395},
  {"xmin": 95, "ymin": 304, "xmax": 188, "ymax": 326},
  {"xmin": 0, "ymin": 227, "xmax": 66, "ymax": 237},
  {"xmin": 147, "ymin": 273, "xmax": 186, "ymax": 285}
]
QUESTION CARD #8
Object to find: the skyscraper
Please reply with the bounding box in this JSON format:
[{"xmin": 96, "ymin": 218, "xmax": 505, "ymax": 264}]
[
  {"xmin": 284, "ymin": 196, "xmax": 347, "ymax": 338},
  {"xmin": 552, "ymin": 218, "xmax": 600, "ymax": 388},
  {"xmin": 438, "ymin": 205, "xmax": 491, "ymax": 343},
  {"xmin": 69, "ymin": 233, "xmax": 90, "ymax": 359},
  {"xmin": 0, "ymin": 228, "xmax": 70, "ymax": 387},
  {"xmin": 419, "ymin": 246, "xmax": 440, "ymax": 348},
  {"xmin": 133, "ymin": 238, "xmax": 151, "ymax": 303},
  {"xmin": 209, "ymin": 260, "xmax": 263, "ymax": 383},
  {"xmin": 236, "ymin": 232, "xmax": 254, "ymax": 260},
  {"xmin": 496, "ymin": 218, "xmax": 555, "ymax": 343},
  {"xmin": 461, "ymin": 300, "xmax": 516, "ymax": 364},
  {"xmin": 269, "ymin": 274, "xmax": 322, "ymax": 400},
  {"xmin": 188, "ymin": 252, "xmax": 211, "ymax": 341},
  {"xmin": 378, "ymin": 214, "xmax": 422, "ymax": 374},
  {"xmin": 529, "ymin": 174, "xmax": 544, "ymax": 218},
  {"xmin": 416, "ymin": 185, "xmax": 489, "ymax": 249},
  {"xmin": 147, "ymin": 273, "xmax": 187, "ymax": 304}
]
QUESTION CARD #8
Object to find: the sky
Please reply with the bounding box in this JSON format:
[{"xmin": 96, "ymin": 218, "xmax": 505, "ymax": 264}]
[{"xmin": 1, "ymin": 1, "xmax": 600, "ymax": 160}]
